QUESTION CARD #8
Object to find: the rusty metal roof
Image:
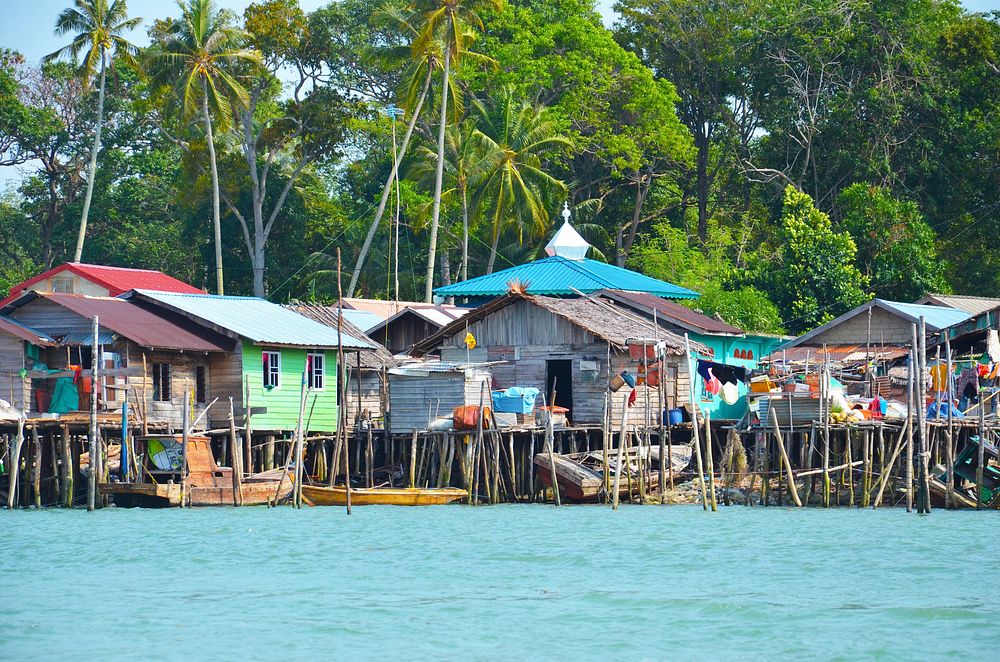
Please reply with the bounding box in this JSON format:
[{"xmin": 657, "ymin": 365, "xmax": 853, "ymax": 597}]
[
  {"xmin": 0, "ymin": 316, "xmax": 54, "ymax": 346},
  {"xmin": 597, "ymin": 289, "xmax": 744, "ymax": 336},
  {"xmin": 20, "ymin": 293, "xmax": 232, "ymax": 352}
]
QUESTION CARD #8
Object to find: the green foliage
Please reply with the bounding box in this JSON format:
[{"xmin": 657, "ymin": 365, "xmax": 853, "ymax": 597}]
[
  {"xmin": 760, "ymin": 186, "xmax": 867, "ymax": 333},
  {"xmin": 837, "ymin": 183, "xmax": 948, "ymax": 301}
]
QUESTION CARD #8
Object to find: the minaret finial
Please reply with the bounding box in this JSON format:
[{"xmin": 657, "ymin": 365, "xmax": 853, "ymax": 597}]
[{"xmin": 562, "ymin": 201, "xmax": 571, "ymax": 222}]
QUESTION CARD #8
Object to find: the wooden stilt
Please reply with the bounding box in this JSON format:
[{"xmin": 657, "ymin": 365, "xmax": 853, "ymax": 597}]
[
  {"xmin": 229, "ymin": 398, "xmax": 243, "ymax": 506},
  {"xmin": 611, "ymin": 396, "xmax": 628, "ymax": 511},
  {"xmin": 770, "ymin": 408, "xmax": 801, "ymax": 506},
  {"xmin": 704, "ymin": 414, "xmax": 717, "ymax": 511},
  {"xmin": 31, "ymin": 425, "xmax": 41, "ymax": 508},
  {"xmin": 61, "ymin": 425, "xmax": 72, "ymax": 507}
]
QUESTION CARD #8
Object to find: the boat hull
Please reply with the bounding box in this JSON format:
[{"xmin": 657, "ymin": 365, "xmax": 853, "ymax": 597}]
[
  {"xmin": 99, "ymin": 471, "xmax": 292, "ymax": 508},
  {"xmin": 301, "ymin": 485, "xmax": 467, "ymax": 506}
]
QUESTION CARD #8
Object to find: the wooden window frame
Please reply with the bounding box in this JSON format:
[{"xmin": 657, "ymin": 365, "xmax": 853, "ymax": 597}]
[
  {"xmin": 152, "ymin": 363, "xmax": 171, "ymax": 402},
  {"xmin": 307, "ymin": 352, "xmax": 325, "ymax": 391},
  {"xmin": 262, "ymin": 350, "xmax": 281, "ymax": 389},
  {"xmin": 195, "ymin": 365, "xmax": 208, "ymax": 404}
]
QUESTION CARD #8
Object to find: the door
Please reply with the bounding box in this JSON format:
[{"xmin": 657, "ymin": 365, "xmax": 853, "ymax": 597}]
[{"xmin": 546, "ymin": 359, "xmax": 573, "ymax": 412}]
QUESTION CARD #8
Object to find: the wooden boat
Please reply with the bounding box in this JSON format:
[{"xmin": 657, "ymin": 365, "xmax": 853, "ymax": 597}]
[
  {"xmin": 99, "ymin": 435, "xmax": 292, "ymax": 507},
  {"xmin": 300, "ymin": 484, "xmax": 467, "ymax": 506},
  {"xmin": 534, "ymin": 444, "xmax": 693, "ymax": 502}
]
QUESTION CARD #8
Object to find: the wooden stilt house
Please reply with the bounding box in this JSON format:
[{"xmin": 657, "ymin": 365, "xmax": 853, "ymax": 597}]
[{"xmin": 410, "ymin": 292, "xmax": 710, "ymax": 426}]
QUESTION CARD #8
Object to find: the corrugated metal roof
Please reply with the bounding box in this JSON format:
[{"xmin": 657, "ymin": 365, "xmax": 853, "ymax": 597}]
[
  {"xmin": 367, "ymin": 305, "xmax": 470, "ymax": 339},
  {"xmin": 915, "ymin": 293, "xmax": 1000, "ymax": 316},
  {"xmin": 342, "ymin": 309, "xmax": 383, "ymax": 332},
  {"xmin": 783, "ymin": 299, "xmax": 972, "ymax": 349},
  {"xmin": 0, "ymin": 316, "xmax": 54, "ymax": 346},
  {"xmin": 433, "ymin": 256, "xmax": 700, "ymax": 299},
  {"xmin": 132, "ymin": 291, "xmax": 372, "ymax": 350},
  {"xmin": 32, "ymin": 293, "xmax": 232, "ymax": 352},
  {"xmin": 876, "ymin": 300, "xmax": 971, "ymax": 330},
  {"xmin": 0, "ymin": 262, "xmax": 203, "ymax": 307},
  {"xmin": 284, "ymin": 304, "xmax": 397, "ymax": 369},
  {"xmin": 597, "ymin": 289, "xmax": 743, "ymax": 336}
]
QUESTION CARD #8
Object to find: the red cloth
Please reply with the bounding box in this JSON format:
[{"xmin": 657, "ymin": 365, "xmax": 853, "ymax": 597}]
[{"xmin": 627, "ymin": 388, "xmax": 637, "ymax": 408}]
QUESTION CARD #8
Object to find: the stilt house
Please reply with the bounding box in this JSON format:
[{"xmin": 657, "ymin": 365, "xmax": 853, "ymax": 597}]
[{"xmin": 410, "ymin": 292, "xmax": 709, "ymax": 426}]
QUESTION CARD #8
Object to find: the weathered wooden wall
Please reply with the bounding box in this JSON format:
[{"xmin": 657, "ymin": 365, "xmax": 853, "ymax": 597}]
[
  {"xmin": 388, "ymin": 367, "xmax": 492, "ymax": 432},
  {"xmin": 0, "ymin": 334, "xmax": 28, "ymax": 410}
]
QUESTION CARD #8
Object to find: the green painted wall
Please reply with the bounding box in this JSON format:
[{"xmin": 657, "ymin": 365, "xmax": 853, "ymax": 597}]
[
  {"xmin": 690, "ymin": 334, "xmax": 786, "ymax": 420},
  {"xmin": 241, "ymin": 341, "xmax": 338, "ymax": 431}
]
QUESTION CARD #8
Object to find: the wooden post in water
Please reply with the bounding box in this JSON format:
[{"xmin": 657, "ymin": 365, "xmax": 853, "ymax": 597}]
[
  {"xmin": 336, "ymin": 250, "xmax": 351, "ymax": 514},
  {"xmin": 944, "ymin": 333, "xmax": 956, "ymax": 509},
  {"xmin": 229, "ymin": 398, "xmax": 243, "ymax": 506},
  {"xmin": 684, "ymin": 333, "xmax": 708, "ymax": 511},
  {"xmin": 180, "ymin": 390, "xmax": 189, "ymax": 509},
  {"xmin": 6, "ymin": 420, "xmax": 23, "ymax": 509},
  {"xmin": 541, "ymin": 391, "xmax": 561, "ymax": 507},
  {"xmin": 704, "ymin": 413, "xmax": 717, "ymax": 511},
  {"xmin": 243, "ymin": 374, "xmax": 253, "ymax": 475},
  {"xmin": 61, "ymin": 424, "xmax": 72, "ymax": 507},
  {"xmin": 917, "ymin": 317, "xmax": 931, "ymax": 513},
  {"xmin": 770, "ymin": 406, "xmax": 801, "ymax": 506},
  {"xmin": 976, "ymin": 403, "xmax": 986, "ymax": 510},
  {"xmin": 87, "ymin": 315, "xmax": 99, "ymax": 512},
  {"xmin": 611, "ymin": 395, "xmax": 628, "ymax": 510},
  {"xmin": 905, "ymin": 340, "xmax": 915, "ymax": 512},
  {"xmin": 822, "ymin": 362, "xmax": 831, "ymax": 508},
  {"xmin": 293, "ymin": 369, "xmax": 308, "ymax": 508},
  {"xmin": 31, "ymin": 425, "xmax": 41, "ymax": 508}
]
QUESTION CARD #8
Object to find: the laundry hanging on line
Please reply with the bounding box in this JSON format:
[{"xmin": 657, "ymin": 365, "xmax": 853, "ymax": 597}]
[{"xmin": 696, "ymin": 360, "xmax": 748, "ymax": 386}]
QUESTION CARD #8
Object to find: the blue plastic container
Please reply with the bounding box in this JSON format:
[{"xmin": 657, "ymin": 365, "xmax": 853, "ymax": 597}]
[
  {"xmin": 665, "ymin": 408, "xmax": 684, "ymax": 425},
  {"xmin": 491, "ymin": 387, "xmax": 540, "ymax": 414}
]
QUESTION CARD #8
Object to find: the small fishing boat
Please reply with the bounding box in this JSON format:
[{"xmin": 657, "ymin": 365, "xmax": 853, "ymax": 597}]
[
  {"xmin": 300, "ymin": 484, "xmax": 467, "ymax": 506},
  {"xmin": 99, "ymin": 435, "xmax": 292, "ymax": 507},
  {"xmin": 928, "ymin": 435, "xmax": 1000, "ymax": 509},
  {"xmin": 534, "ymin": 444, "xmax": 693, "ymax": 502}
]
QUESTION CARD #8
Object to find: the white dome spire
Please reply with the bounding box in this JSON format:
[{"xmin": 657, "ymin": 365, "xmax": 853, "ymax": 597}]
[{"xmin": 545, "ymin": 203, "xmax": 590, "ymax": 260}]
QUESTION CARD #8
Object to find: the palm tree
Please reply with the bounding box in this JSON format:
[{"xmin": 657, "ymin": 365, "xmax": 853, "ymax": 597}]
[
  {"xmin": 148, "ymin": 0, "xmax": 260, "ymax": 295},
  {"xmin": 346, "ymin": 4, "xmax": 442, "ymax": 299},
  {"xmin": 471, "ymin": 87, "xmax": 572, "ymax": 273},
  {"xmin": 411, "ymin": 120, "xmax": 490, "ymax": 281},
  {"xmin": 414, "ymin": 0, "xmax": 503, "ymax": 302},
  {"xmin": 44, "ymin": 0, "xmax": 141, "ymax": 264}
]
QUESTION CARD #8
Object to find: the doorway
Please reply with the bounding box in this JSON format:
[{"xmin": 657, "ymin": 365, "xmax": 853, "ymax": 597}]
[{"xmin": 546, "ymin": 359, "xmax": 573, "ymax": 412}]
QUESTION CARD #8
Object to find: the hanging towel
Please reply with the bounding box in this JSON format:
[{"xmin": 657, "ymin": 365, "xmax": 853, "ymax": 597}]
[
  {"xmin": 697, "ymin": 360, "xmax": 748, "ymax": 386},
  {"xmin": 989, "ymin": 329, "xmax": 1000, "ymax": 362},
  {"xmin": 956, "ymin": 367, "xmax": 979, "ymax": 398}
]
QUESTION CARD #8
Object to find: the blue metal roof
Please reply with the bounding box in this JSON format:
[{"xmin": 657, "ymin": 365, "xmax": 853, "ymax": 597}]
[
  {"xmin": 433, "ymin": 256, "xmax": 700, "ymax": 299},
  {"xmin": 131, "ymin": 290, "xmax": 372, "ymax": 350},
  {"xmin": 875, "ymin": 299, "xmax": 971, "ymax": 331},
  {"xmin": 341, "ymin": 309, "xmax": 383, "ymax": 333}
]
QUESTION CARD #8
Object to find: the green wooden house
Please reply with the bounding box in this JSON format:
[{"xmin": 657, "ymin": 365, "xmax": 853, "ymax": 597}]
[{"xmin": 128, "ymin": 290, "xmax": 372, "ymax": 432}]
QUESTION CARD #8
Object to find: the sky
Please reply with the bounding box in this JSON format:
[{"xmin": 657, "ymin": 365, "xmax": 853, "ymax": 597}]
[
  {"xmin": 0, "ymin": 0, "xmax": 997, "ymax": 188},
  {"xmin": 1, "ymin": 0, "xmax": 997, "ymax": 64}
]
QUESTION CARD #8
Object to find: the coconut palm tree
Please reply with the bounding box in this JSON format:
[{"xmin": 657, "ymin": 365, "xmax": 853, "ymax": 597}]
[
  {"xmin": 414, "ymin": 0, "xmax": 503, "ymax": 302},
  {"xmin": 471, "ymin": 87, "xmax": 572, "ymax": 273},
  {"xmin": 44, "ymin": 0, "xmax": 141, "ymax": 263},
  {"xmin": 410, "ymin": 120, "xmax": 492, "ymax": 281},
  {"xmin": 148, "ymin": 0, "xmax": 260, "ymax": 295},
  {"xmin": 346, "ymin": 4, "xmax": 443, "ymax": 299}
]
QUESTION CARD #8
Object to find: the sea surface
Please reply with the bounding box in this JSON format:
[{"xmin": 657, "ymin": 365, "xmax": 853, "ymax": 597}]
[{"xmin": 2, "ymin": 504, "xmax": 998, "ymax": 660}]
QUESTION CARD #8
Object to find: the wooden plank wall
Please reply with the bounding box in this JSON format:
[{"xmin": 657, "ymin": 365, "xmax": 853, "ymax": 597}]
[
  {"xmin": 0, "ymin": 334, "xmax": 27, "ymax": 410},
  {"xmin": 388, "ymin": 367, "xmax": 491, "ymax": 432}
]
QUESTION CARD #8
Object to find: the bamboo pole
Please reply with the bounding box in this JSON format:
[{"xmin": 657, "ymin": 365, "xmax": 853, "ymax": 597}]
[
  {"xmin": 336, "ymin": 248, "xmax": 351, "ymax": 514},
  {"xmin": 770, "ymin": 407, "xmax": 801, "ymax": 506},
  {"xmin": 180, "ymin": 390, "xmax": 189, "ymax": 509},
  {"xmin": 906, "ymin": 340, "xmax": 915, "ymax": 512},
  {"xmin": 704, "ymin": 413, "xmax": 717, "ymax": 511},
  {"xmin": 873, "ymin": 421, "xmax": 911, "ymax": 508},
  {"xmin": 229, "ymin": 398, "xmax": 243, "ymax": 506},
  {"xmin": 684, "ymin": 333, "xmax": 708, "ymax": 511},
  {"xmin": 822, "ymin": 361, "xmax": 830, "ymax": 508},
  {"xmin": 87, "ymin": 315, "xmax": 99, "ymax": 512},
  {"xmin": 977, "ymin": 402, "xmax": 986, "ymax": 510},
  {"xmin": 917, "ymin": 317, "xmax": 931, "ymax": 513},
  {"xmin": 243, "ymin": 374, "xmax": 253, "ymax": 475},
  {"xmin": 293, "ymin": 369, "xmax": 308, "ymax": 508},
  {"xmin": 944, "ymin": 334, "xmax": 956, "ymax": 509},
  {"xmin": 611, "ymin": 395, "xmax": 628, "ymax": 511}
]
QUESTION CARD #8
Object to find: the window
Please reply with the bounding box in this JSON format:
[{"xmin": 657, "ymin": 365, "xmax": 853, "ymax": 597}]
[
  {"xmin": 307, "ymin": 352, "xmax": 325, "ymax": 390},
  {"xmin": 262, "ymin": 350, "xmax": 281, "ymax": 389},
  {"xmin": 152, "ymin": 363, "xmax": 171, "ymax": 402},
  {"xmin": 51, "ymin": 276, "xmax": 74, "ymax": 294},
  {"xmin": 195, "ymin": 365, "xmax": 207, "ymax": 404}
]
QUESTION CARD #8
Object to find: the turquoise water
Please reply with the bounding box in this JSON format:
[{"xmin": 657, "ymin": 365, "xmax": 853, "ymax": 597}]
[{"xmin": 2, "ymin": 505, "xmax": 998, "ymax": 660}]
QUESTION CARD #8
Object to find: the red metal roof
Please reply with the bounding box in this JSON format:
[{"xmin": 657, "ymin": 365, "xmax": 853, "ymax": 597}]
[
  {"xmin": 0, "ymin": 262, "xmax": 203, "ymax": 307},
  {"xmin": 597, "ymin": 289, "xmax": 744, "ymax": 336},
  {"xmin": 25, "ymin": 293, "xmax": 232, "ymax": 352}
]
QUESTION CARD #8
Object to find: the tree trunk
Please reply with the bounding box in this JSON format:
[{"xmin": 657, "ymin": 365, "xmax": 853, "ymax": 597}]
[
  {"xmin": 348, "ymin": 67, "xmax": 433, "ymax": 298},
  {"xmin": 696, "ymin": 128, "xmax": 709, "ymax": 244},
  {"xmin": 461, "ymin": 184, "xmax": 469, "ymax": 281},
  {"xmin": 424, "ymin": 39, "xmax": 452, "ymax": 303},
  {"xmin": 486, "ymin": 226, "xmax": 500, "ymax": 275},
  {"xmin": 74, "ymin": 48, "xmax": 106, "ymax": 263},
  {"xmin": 202, "ymin": 78, "xmax": 224, "ymax": 295}
]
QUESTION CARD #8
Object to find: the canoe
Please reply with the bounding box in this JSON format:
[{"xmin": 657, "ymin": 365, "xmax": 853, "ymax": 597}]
[
  {"xmin": 300, "ymin": 484, "xmax": 467, "ymax": 506},
  {"xmin": 534, "ymin": 444, "xmax": 693, "ymax": 502}
]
